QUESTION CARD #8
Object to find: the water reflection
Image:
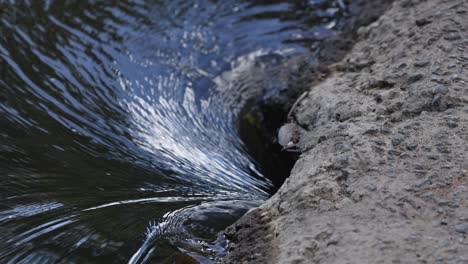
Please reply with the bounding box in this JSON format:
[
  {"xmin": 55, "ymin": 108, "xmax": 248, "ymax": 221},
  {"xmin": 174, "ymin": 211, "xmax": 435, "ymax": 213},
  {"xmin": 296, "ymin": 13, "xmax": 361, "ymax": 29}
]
[{"xmin": 0, "ymin": 0, "xmax": 349, "ymax": 262}]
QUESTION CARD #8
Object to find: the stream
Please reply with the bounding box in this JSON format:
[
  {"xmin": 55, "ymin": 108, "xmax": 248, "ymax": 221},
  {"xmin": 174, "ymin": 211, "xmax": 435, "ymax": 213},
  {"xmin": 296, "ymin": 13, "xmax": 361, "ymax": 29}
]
[{"xmin": 0, "ymin": 1, "xmax": 351, "ymax": 262}]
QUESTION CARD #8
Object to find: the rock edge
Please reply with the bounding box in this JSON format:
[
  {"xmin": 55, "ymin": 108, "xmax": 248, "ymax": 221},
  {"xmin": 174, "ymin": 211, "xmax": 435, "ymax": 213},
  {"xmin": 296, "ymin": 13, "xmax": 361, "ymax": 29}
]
[{"xmin": 223, "ymin": 0, "xmax": 468, "ymax": 263}]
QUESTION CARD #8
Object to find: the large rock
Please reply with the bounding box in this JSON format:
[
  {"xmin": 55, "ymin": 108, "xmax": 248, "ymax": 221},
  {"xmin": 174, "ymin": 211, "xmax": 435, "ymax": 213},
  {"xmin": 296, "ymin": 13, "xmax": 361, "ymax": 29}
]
[{"xmin": 223, "ymin": 0, "xmax": 468, "ymax": 263}]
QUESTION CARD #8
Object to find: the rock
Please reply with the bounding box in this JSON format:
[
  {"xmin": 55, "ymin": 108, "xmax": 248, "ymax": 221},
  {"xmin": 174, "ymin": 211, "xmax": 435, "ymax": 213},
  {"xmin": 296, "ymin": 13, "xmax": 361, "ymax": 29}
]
[
  {"xmin": 414, "ymin": 61, "xmax": 430, "ymax": 67},
  {"xmin": 380, "ymin": 127, "xmax": 392, "ymax": 134},
  {"xmin": 400, "ymin": 152, "xmax": 410, "ymax": 158},
  {"xmin": 388, "ymin": 149, "xmax": 402, "ymax": 155},
  {"xmin": 373, "ymin": 139, "xmax": 386, "ymax": 146},
  {"xmin": 406, "ymin": 142, "xmax": 418, "ymax": 150},
  {"xmin": 432, "ymin": 86, "xmax": 449, "ymax": 94},
  {"xmin": 447, "ymin": 122, "xmax": 458, "ymax": 128},
  {"xmin": 223, "ymin": 0, "xmax": 468, "ymax": 263},
  {"xmin": 431, "ymin": 76, "xmax": 445, "ymax": 84},
  {"xmin": 366, "ymin": 184, "xmax": 378, "ymax": 191},
  {"xmin": 454, "ymin": 224, "xmax": 468, "ymax": 234},
  {"xmin": 451, "ymin": 74, "xmax": 461, "ymax": 82},
  {"xmin": 444, "ymin": 33, "xmax": 461, "ymax": 41},
  {"xmin": 415, "ymin": 18, "xmax": 432, "ymax": 27},
  {"xmin": 407, "ymin": 74, "xmax": 424, "ymax": 83},
  {"xmin": 432, "ymin": 94, "xmax": 442, "ymax": 109},
  {"xmin": 431, "ymin": 67, "xmax": 443, "ymax": 75},
  {"xmin": 392, "ymin": 135, "xmax": 404, "ymax": 146},
  {"xmin": 364, "ymin": 128, "xmax": 379, "ymax": 135},
  {"xmin": 436, "ymin": 144, "xmax": 451, "ymax": 154}
]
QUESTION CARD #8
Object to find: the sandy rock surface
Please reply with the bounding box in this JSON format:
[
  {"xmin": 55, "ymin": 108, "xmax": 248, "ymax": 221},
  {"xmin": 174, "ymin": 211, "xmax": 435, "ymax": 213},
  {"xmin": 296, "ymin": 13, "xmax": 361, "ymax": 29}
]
[{"xmin": 223, "ymin": 0, "xmax": 468, "ymax": 263}]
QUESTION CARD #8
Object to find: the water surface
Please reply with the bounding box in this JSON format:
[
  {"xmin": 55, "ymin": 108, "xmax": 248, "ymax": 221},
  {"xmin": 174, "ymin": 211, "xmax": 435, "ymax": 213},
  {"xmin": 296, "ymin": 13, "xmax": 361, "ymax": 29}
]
[{"xmin": 0, "ymin": 1, "xmax": 350, "ymax": 262}]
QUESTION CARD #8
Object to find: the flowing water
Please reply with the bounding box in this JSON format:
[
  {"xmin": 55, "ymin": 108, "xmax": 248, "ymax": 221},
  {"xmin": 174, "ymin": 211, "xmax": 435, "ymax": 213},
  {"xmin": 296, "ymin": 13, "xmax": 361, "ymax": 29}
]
[{"xmin": 0, "ymin": 1, "xmax": 351, "ymax": 263}]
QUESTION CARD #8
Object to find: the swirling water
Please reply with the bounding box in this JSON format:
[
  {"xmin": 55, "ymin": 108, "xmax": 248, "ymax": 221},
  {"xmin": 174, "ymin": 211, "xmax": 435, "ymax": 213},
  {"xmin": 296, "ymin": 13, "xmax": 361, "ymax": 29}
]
[{"xmin": 0, "ymin": 1, "xmax": 350, "ymax": 262}]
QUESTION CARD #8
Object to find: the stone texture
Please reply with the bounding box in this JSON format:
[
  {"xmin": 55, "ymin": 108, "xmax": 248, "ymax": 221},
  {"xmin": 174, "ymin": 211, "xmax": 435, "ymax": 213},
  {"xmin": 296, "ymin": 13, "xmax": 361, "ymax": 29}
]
[{"xmin": 223, "ymin": 0, "xmax": 468, "ymax": 263}]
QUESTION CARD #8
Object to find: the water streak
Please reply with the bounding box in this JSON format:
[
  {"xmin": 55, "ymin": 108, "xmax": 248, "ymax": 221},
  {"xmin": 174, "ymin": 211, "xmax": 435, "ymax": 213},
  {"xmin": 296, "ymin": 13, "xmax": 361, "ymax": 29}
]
[{"xmin": 0, "ymin": 0, "xmax": 351, "ymax": 262}]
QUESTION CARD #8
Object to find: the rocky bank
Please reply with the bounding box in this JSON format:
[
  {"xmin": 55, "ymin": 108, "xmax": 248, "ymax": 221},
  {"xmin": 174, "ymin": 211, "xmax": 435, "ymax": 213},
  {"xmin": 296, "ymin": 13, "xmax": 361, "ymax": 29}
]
[{"xmin": 223, "ymin": 0, "xmax": 468, "ymax": 263}]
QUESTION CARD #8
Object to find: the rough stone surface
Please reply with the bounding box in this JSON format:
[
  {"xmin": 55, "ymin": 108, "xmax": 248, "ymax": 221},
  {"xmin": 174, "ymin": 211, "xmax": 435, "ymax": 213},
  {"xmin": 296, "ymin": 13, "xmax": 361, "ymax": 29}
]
[{"xmin": 223, "ymin": 0, "xmax": 468, "ymax": 263}]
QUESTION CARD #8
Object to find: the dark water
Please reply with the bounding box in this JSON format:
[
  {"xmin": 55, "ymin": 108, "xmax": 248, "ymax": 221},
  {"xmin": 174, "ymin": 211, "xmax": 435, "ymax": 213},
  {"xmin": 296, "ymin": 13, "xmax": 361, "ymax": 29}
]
[{"xmin": 0, "ymin": 1, "xmax": 350, "ymax": 263}]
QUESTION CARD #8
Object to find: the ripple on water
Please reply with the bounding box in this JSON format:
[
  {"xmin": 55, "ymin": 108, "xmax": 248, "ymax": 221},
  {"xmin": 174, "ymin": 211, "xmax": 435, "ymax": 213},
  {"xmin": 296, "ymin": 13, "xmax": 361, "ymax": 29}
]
[{"xmin": 0, "ymin": 0, "xmax": 351, "ymax": 262}]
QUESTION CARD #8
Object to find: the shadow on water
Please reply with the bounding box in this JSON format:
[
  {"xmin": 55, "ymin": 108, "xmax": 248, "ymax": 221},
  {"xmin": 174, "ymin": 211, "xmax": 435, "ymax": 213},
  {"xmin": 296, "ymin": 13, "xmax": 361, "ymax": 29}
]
[{"xmin": 0, "ymin": 0, "xmax": 354, "ymax": 262}]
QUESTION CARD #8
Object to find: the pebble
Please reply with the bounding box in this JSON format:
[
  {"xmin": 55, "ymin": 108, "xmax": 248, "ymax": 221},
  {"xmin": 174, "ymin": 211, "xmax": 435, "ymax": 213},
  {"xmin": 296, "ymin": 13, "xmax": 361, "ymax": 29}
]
[
  {"xmin": 454, "ymin": 224, "xmax": 468, "ymax": 234},
  {"xmin": 366, "ymin": 184, "xmax": 377, "ymax": 191},
  {"xmin": 431, "ymin": 77, "xmax": 445, "ymax": 84},
  {"xmin": 400, "ymin": 152, "xmax": 410, "ymax": 159},
  {"xmin": 431, "ymin": 67, "xmax": 443, "ymax": 75},
  {"xmin": 444, "ymin": 33, "xmax": 461, "ymax": 41},
  {"xmin": 415, "ymin": 18, "xmax": 432, "ymax": 27},
  {"xmin": 392, "ymin": 135, "xmax": 404, "ymax": 146},
  {"xmin": 373, "ymin": 139, "xmax": 386, "ymax": 146},
  {"xmin": 380, "ymin": 127, "xmax": 392, "ymax": 134},
  {"xmin": 398, "ymin": 62, "xmax": 408, "ymax": 69},
  {"xmin": 436, "ymin": 145, "xmax": 451, "ymax": 154},
  {"xmin": 451, "ymin": 74, "xmax": 461, "ymax": 82},
  {"xmin": 432, "ymin": 94, "xmax": 442, "ymax": 108},
  {"xmin": 406, "ymin": 142, "xmax": 418, "ymax": 150},
  {"xmin": 389, "ymin": 149, "xmax": 402, "ymax": 156},
  {"xmin": 447, "ymin": 122, "xmax": 458, "ymax": 128},
  {"xmin": 408, "ymin": 74, "xmax": 424, "ymax": 83},
  {"xmin": 414, "ymin": 61, "xmax": 429, "ymax": 67},
  {"xmin": 435, "ymin": 198, "xmax": 448, "ymax": 206},
  {"xmin": 432, "ymin": 85, "xmax": 449, "ymax": 94},
  {"xmin": 414, "ymin": 163, "xmax": 426, "ymax": 170},
  {"xmin": 364, "ymin": 128, "xmax": 379, "ymax": 135},
  {"xmin": 406, "ymin": 234, "xmax": 420, "ymax": 242}
]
